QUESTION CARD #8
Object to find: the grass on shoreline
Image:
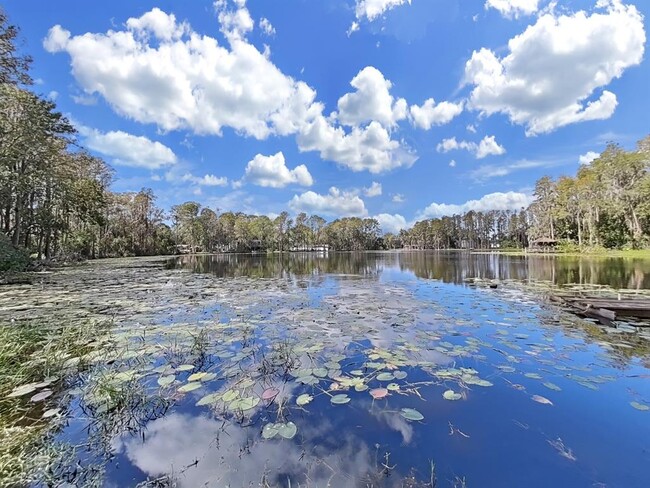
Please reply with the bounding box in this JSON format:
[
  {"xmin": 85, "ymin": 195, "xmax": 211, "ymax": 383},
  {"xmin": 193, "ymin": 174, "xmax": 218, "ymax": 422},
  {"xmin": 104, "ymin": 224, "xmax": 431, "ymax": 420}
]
[
  {"xmin": 471, "ymin": 248, "xmax": 650, "ymax": 259},
  {"xmin": 0, "ymin": 318, "xmax": 111, "ymax": 485}
]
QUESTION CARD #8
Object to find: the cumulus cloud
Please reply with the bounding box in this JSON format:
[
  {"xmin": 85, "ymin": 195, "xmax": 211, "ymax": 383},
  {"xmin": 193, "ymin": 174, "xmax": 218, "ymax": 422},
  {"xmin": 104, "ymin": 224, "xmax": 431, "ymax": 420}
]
[
  {"xmin": 43, "ymin": 6, "xmax": 317, "ymax": 140},
  {"xmin": 180, "ymin": 173, "xmax": 229, "ymax": 186},
  {"xmin": 579, "ymin": 150, "xmax": 600, "ymax": 165},
  {"xmin": 436, "ymin": 135, "xmax": 506, "ymax": 159},
  {"xmin": 78, "ymin": 126, "xmax": 177, "ymax": 170},
  {"xmin": 45, "ymin": 7, "xmax": 415, "ymax": 175},
  {"xmin": 354, "ymin": 0, "xmax": 412, "ymax": 22},
  {"xmin": 465, "ymin": 1, "xmax": 645, "ymax": 135},
  {"xmin": 337, "ymin": 66, "xmax": 407, "ymax": 128},
  {"xmin": 417, "ymin": 191, "xmax": 534, "ymax": 219},
  {"xmin": 485, "ymin": 0, "xmax": 539, "ymax": 18},
  {"xmin": 392, "ymin": 194, "xmax": 405, "ymax": 203},
  {"xmin": 374, "ymin": 213, "xmax": 407, "ymax": 233},
  {"xmin": 289, "ymin": 187, "xmax": 367, "ymax": 217},
  {"xmin": 297, "ymin": 118, "xmax": 417, "ymax": 173},
  {"xmin": 449, "ymin": 159, "xmax": 457, "ymax": 167},
  {"xmin": 364, "ymin": 181, "xmax": 383, "ymax": 197},
  {"xmin": 242, "ymin": 152, "xmax": 313, "ymax": 188},
  {"xmin": 409, "ymin": 99, "xmax": 463, "ymax": 129}
]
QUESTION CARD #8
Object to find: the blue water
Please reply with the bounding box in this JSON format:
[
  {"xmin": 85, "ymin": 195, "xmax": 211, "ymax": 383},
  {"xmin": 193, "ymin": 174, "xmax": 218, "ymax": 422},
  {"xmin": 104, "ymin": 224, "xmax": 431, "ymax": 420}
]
[{"xmin": 54, "ymin": 253, "xmax": 650, "ymax": 487}]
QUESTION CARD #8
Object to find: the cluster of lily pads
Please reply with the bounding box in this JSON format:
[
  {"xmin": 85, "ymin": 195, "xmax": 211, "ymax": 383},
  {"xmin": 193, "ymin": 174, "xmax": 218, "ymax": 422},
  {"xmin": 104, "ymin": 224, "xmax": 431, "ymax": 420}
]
[{"xmin": 2, "ymin": 256, "xmax": 650, "ymax": 486}]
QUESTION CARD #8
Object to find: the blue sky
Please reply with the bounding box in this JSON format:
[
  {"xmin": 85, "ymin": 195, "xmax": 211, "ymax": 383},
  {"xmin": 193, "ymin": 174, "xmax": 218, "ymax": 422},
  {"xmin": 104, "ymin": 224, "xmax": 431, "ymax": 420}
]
[{"xmin": 4, "ymin": 0, "xmax": 648, "ymax": 232}]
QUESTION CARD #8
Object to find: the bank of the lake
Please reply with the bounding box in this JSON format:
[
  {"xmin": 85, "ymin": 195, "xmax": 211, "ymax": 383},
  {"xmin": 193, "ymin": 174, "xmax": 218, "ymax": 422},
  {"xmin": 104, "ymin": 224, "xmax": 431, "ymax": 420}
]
[{"xmin": 1, "ymin": 252, "xmax": 650, "ymax": 487}]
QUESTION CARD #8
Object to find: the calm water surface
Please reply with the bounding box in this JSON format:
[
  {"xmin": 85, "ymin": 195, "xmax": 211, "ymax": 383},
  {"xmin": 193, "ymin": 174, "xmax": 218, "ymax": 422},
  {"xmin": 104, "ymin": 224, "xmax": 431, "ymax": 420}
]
[{"xmin": 56, "ymin": 252, "xmax": 650, "ymax": 487}]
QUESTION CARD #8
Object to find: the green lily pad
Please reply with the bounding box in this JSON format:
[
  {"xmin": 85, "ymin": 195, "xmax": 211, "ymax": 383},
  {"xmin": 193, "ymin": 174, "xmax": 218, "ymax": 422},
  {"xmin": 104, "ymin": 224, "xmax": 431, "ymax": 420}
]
[
  {"xmin": 231, "ymin": 396, "xmax": 260, "ymax": 412},
  {"xmin": 543, "ymin": 382, "xmax": 562, "ymax": 391},
  {"xmin": 393, "ymin": 371, "xmax": 408, "ymax": 380},
  {"xmin": 400, "ymin": 408, "xmax": 424, "ymax": 421},
  {"xmin": 30, "ymin": 390, "xmax": 53, "ymax": 402},
  {"xmin": 7, "ymin": 383, "xmax": 38, "ymax": 398},
  {"xmin": 376, "ymin": 372, "xmax": 395, "ymax": 381},
  {"xmin": 42, "ymin": 408, "xmax": 60, "ymax": 419},
  {"xmin": 157, "ymin": 375, "xmax": 175, "ymax": 387},
  {"xmin": 178, "ymin": 382, "xmax": 202, "ymax": 393},
  {"xmin": 312, "ymin": 367, "xmax": 328, "ymax": 378},
  {"xmin": 296, "ymin": 394, "xmax": 313, "ymax": 406},
  {"xmin": 354, "ymin": 384, "xmax": 368, "ymax": 392},
  {"xmin": 330, "ymin": 394, "xmax": 350, "ymax": 405},
  {"xmin": 630, "ymin": 401, "xmax": 649, "ymax": 411},
  {"xmin": 196, "ymin": 393, "xmax": 221, "ymax": 406},
  {"xmin": 262, "ymin": 423, "xmax": 280, "ymax": 439},
  {"xmin": 524, "ymin": 373, "xmax": 542, "ymax": 380},
  {"xmin": 350, "ymin": 370, "xmax": 364, "ymax": 376},
  {"xmin": 443, "ymin": 390, "xmax": 462, "ymax": 401},
  {"xmin": 188, "ymin": 372, "xmax": 208, "ymax": 382},
  {"xmin": 387, "ymin": 383, "xmax": 400, "ymax": 391},
  {"xmin": 222, "ymin": 389, "xmax": 240, "ymax": 402},
  {"xmin": 176, "ymin": 364, "xmax": 195, "ymax": 371},
  {"xmin": 278, "ymin": 422, "xmax": 297, "ymax": 439}
]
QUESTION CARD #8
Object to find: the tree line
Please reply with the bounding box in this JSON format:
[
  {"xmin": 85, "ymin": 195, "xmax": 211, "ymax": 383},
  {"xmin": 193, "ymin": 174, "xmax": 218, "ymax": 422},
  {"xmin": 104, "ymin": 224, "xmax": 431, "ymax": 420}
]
[{"xmin": 1, "ymin": 10, "xmax": 649, "ymax": 271}]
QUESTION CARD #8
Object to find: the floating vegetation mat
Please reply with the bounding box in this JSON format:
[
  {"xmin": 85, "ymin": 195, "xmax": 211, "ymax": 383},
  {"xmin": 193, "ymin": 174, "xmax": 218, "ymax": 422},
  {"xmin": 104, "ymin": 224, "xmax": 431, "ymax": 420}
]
[{"xmin": 1, "ymin": 256, "xmax": 650, "ymax": 487}]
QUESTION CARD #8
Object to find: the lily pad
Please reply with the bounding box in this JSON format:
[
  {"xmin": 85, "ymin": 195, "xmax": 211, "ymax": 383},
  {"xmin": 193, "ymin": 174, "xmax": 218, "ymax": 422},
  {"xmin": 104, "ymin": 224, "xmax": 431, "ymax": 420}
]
[
  {"xmin": 231, "ymin": 396, "xmax": 260, "ymax": 412},
  {"xmin": 176, "ymin": 364, "xmax": 195, "ymax": 371},
  {"xmin": 630, "ymin": 401, "xmax": 649, "ymax": 411},
  {"xmin": 400, "ymin": 408, "xmax": 424, "ymax": 421},
  {"xmin": 531, "ymin": 394, "xmax": 553, "ymax": 406},
  {"xmin": 524, "ymin": 373, "xmax": 542, "ymax": 380},
  {"xmin": 443, "ymin": 390, "xmax": 462, "ymax": 401},
  {"xmin": 278, "ymin": 422, "xmax": 297, "ymax": 439},
  {"xmin": 387, "ymin": 383, "xmax": 400, "ymax": 391},
  {"xmin": 393, "ymin": 371, "xmax": 408, "ymax": 380},
  {"xmin": 188, "ymin": 372, "xmax": 208, "ymax": 382},
  {"xmin": 376, "ymin": 372, "xmax": 395, "ymax": 381},
  {"xmin": 157, "ymin": 375, "xmax": 175, "ymax": 387},
  {"xmin": 30, "ymin": 390, "xmax": 53, "ymax": 402},
  {"xmin": 222, "ymin": 389, "xmax": 240, "ymax": 402},
  {"xmin": 330, "ymin": 394, "xmax": 350, "ymax": 405},
  {"xmin": 178, "ymin": 382, "xmax": 202, "ymax": 393},
  {"xmin": 370, "ymin": 388, "xmax": 388, "ymax": 399},
  {"xmin": 7, "ymin": 383, "xmax": 38, "ymax": 398},
  {"xmin": 262, "ymin": 423, "xmax": 280, "ymax": 439},
  {"xmin": 296, "ymin": 394, "xmax": 313, "ymax": 406},
  {"xmin": 543, "ymin": 382, "xmax": 562, "ymax": 391},
  {"xmin": 262, "ymin": 388, "xmax": 280, "ymax": 401},
  {"xmin": 42, "ymin": 408, "xmax": 60, "ymax": 419},
  {"xmin": 196, "ymin": 393, "xmax": 221, "ymax": 406}
]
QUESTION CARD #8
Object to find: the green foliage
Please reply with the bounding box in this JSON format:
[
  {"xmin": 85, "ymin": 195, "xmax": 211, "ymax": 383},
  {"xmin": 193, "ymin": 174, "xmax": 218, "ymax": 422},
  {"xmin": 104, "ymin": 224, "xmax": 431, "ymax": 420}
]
[{"xmin": 0, "ymin": 233, "xmax": 28, "ymax": 272}]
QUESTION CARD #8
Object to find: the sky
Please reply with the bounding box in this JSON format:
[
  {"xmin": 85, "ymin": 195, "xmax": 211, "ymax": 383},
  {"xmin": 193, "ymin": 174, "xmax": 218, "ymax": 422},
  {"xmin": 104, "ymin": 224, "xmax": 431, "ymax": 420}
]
[{"xmin": 4, "ymin": 0, "xmax": 648, "ymax": 233}]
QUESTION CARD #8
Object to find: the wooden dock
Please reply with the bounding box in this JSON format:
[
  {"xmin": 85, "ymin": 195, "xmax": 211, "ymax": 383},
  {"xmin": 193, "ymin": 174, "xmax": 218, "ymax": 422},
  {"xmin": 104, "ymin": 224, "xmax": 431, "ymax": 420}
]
[{"xmin": 550, "ymin": 294, "xmax": 650, "ymax": 325}]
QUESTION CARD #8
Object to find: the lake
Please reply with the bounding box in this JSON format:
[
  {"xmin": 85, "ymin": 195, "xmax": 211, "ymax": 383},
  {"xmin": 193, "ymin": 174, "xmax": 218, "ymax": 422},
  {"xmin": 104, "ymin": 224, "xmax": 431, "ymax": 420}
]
[{"xmin": 2, "ymin": 251, "xmax": 650, "ymax": 487}]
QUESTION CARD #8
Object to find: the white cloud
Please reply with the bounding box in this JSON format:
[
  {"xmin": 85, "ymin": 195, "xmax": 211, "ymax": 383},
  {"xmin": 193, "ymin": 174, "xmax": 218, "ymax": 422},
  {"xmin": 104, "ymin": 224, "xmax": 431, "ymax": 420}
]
[
  {"xmin": 79, "ymin": 126, "xmax": 177, "ymax": 170},
  {"xmin": 47, "ymin": 90, "xmax": 58, "ymax": 100},
  {"xmin": 469, "ymin": 159, "xmax": 549, "ymax": 181},
  {"xmin": 347, "ymin": 21, "xmax": 360, "ymax": 37},
  {"xmin": 449, "ymin": 159, "xmax": 457, "ymax": 167},
  {"xmin": 392, "ymin": 194, "xmax": 405, "ymax": 203},
  {"xmin": 363, "ymin": 181, "xmax": 382, "ymax": 197},
  {"xmin": 43, "ymin": 6, "xmax": 317, "ymax": 140},
  {"xmin": 417, "ymin": 191, "xmax": 534, "ymax": 219},
  {"xmin": 485, "ymin": 0, "xmax": 539, "ymax": 19},
  {"xmin": 242, "ymin": 152, "xmax": 313, "ymax": 188},
  {"xmin": 579, "ymin": 150, "xmax": 600, "ymax": 165},
  {"xmin": 71, "ymin": 93, "xmax": 97, "ymax": 105},
  {"xmin": 465, "ymin": 1, "xmax": 645, "ymax": 135},
  {"xmin": 289, "ymin": 187, "xmax": 367, "ymax": 217},
  {"xmin": 45, "ymin": 8, "xmax": 415, "ymax": 175},
  {"xmin": 374, "ymin": 213, "xmax": 407, "ymax": 233},
  {"xmin": 181, "ymin": 173, "xmax": 229, "ymax": 186},
  {"xmin": 409, "ymin": 99, "xmax": 463, "ymax": 129},
  {"xmin": 337, "ymin": 66, "xmax": 407, "ymax": 128},
  {"xmin": 354, "ymin": 0, "xmax": 412, "ymax": 22},
  {"xmin": 259, "ymin": 17, "xmax": 275, "ymax": 36},
  {"xmin": 436, "ymin": 135, "xmax": 506, "ymax": 159},
  {"xmin": 297, "ymin": 118, "xmax": 417, "ymax": 173},
  {"xmin": 466, "ymin": 124, "xmax": 477, "ymax": 133}
]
